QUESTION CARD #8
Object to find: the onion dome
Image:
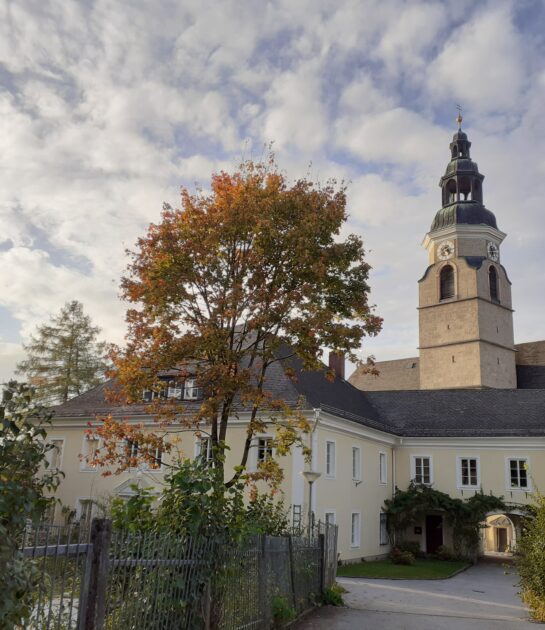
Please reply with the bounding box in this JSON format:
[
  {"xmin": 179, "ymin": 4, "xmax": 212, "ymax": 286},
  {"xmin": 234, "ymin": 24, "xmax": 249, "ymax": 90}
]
[{"xmin": 430, "ymin": 114, "xmax": 498, "ymax": 232}]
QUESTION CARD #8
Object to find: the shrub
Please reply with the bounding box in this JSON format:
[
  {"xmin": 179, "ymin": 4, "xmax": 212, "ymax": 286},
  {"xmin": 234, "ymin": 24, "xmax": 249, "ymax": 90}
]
[
  {"xmin": 435, "ymin": 545, "xmax": 455, "ymax": 561},
  {"xmin": 322, "ymin": 583, "xmax": 346, "ymax": 606},
  {"xmin": 396, "ymin": 541, "xmax": 421, "ymax": 556},
  {"xmin": 272, "ymin": 595, "xmax": 296, "ymax": 627},
  {"xmin": 517, "ymin": 490, "xmax": 545, "ymax": 622},
  {"xmin": 389, "ymin": 548, "xmax": 415, "ymax": 566}
]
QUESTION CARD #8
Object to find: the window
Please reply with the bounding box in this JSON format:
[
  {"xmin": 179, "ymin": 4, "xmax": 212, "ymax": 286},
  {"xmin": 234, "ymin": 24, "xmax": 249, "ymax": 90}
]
[
  {"xmin": 167, "ymin": 381, "xmax": 183, "ymax": 399},
  {"xmin": 81, "ymin": 436, "xmax": 100, "ymax": 471},
  {"xmin": 77, "ymin": 499, "xmax": 94, "ymax": 525},
  {"xmin": 412, "ymin": 456, "xmax": 432, "ymax": 485},
  {"xmin": 380, "ymin": 513, "xmax": 388, "ymax": 546},
  {"xmin": 49, "ymin": 439, "xmax": 64, "ymax": 470},
  {"xmin": 379, "ymin": 452, "xmax": 387, "ymax": 484},
  {"xmin": 351, "ymin": 512, "xmax": 361, "ymax": 547},
  {"xmin": 184, "ymin": 378, "xmax": 201, "ymax": 400},
  {"xmin": 459, "ymin": 457, "xmax": 479, "ymax": 488},
  {"xmin": 352, "ymin": 446, "xmax": 361, "ymax": 481},
  {"xmin": 489, "ymin": 267, "xmax": 499, "ymax": 302},
  {"xmin": 257, "ymin": 437, "xmax": 273, "ymax": 463},
  {"xmin": 509, "ymin": 458, "xmax": 529, "ymax": 490},
  {"xmin": 147, "ymin": 446, "xmax": 163, "ymax": 470},
  {"xmin": 292, "ymin": 505, "xmax": 302, "ymax": 528},
  {"xmin": 325, "ymin": 441, "xmax": 336, "ymax": 478},
  {"xmin": 440, "ymin": 265, "xmax": 455, "ymax": 300},
  {"xmin": 196, "ymin": 437, "xmax": 213, "ymax": 462},
  {"xmin": 325, "ymin": 512, "xmax": 336, "ymax": 526},
  {"xmin": 125, "ymin": 440, "xmax": 139, "ymax": 466}
]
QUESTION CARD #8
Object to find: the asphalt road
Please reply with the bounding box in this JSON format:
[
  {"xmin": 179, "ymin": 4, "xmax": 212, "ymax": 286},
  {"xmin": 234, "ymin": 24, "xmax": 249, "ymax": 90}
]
[{"xmin": 295, "ymin": 563, "xmax": 531, "ymax": 629}]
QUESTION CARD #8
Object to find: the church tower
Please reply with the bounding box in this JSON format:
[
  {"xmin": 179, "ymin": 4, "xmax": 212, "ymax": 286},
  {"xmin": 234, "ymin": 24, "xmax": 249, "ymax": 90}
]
[{"xmin": 418, "ymin": 115, "xmax": 516, "ymax": 389}]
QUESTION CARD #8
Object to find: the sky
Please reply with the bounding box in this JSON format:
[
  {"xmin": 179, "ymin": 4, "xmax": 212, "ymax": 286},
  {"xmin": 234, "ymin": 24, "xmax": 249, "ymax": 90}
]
[{"xmin": 1, "ymin": 0, "xmax": 544, "ymax": 381}]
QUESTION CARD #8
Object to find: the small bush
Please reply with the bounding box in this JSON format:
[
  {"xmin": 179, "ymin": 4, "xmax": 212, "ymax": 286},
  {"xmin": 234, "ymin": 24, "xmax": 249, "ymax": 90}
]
[
  {"xmin": 322, "ymin": 583, "xmax": 346, "ymax": 606},
  {"xmin": 435, "ymin": 545, "xmax": 455, "ymax": 561},
  {"xmin": 396, "ymin": 541, "xmax": 421, "ymax": 556},
  {"xmin": 272, "ymin": 596, "xmax": 295, "ymax": 627},
  {"xmin": 517, "ymin": 490, "xmax": 545, "ymax": 622},
  {"xmin": 389, "ymin": 548, "xmax": 415, "ymax": 566}
]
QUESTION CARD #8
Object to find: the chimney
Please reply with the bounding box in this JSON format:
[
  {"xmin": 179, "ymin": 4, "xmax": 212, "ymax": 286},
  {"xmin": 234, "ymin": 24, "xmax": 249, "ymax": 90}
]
[{"xmin": 328, "ymin": 351, "xmax": 345, "ymax": 380}]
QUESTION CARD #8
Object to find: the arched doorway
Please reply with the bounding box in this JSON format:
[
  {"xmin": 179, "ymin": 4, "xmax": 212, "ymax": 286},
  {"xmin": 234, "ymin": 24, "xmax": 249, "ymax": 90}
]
[{"xmin": 482, "ymin": 513, "xmax": 516, "ymax": 556}]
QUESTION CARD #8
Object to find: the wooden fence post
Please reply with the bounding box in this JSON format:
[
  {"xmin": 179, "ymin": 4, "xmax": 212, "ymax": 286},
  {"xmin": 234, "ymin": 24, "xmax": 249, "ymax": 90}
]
[{"xmin": 80, "ymin": 518, "xmax": 112, "ymax": 630}]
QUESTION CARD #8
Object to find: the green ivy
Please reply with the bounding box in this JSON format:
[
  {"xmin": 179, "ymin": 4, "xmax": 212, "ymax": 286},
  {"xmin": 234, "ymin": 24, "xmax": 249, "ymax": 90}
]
[{"xmin": 384, "ymin": 482, "xmax": 509, "ymax": 558}]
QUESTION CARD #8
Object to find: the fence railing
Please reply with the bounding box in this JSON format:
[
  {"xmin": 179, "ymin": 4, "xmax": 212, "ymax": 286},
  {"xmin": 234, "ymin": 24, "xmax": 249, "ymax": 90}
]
[{"xmin": 19, "ymin": 519, "xmax": 338, "ymax": 630}]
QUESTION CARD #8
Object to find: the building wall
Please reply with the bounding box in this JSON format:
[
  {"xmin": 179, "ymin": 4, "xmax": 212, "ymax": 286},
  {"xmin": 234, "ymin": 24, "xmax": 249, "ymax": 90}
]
[
  {"xmin": 395, "ymin": 443, "xmax": 544, "ymax": 502},
  {"xmin": 311, "ymin": 418, "xmax": 394, "ymax": 561},
  {"xmin": 45, "ymin": 412, "xmax": 396, "ymax": 561}
]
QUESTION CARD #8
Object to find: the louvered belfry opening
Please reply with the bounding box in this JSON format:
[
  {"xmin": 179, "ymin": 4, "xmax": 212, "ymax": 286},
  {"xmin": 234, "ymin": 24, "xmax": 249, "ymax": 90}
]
[
  {"xmin": 440, "ymin": 265, "xmax": 455, "ymax": 300},
  {"xmin": 489, "ymin": 266, "xmax": 499, "ymax": 302}
]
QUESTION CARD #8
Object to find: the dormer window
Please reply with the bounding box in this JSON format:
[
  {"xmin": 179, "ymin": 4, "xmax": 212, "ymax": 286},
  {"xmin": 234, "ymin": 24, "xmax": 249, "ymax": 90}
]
[
  {"xmin": 440, "ymin": 265, "xmax": 455, "ymax": 300},
  {"xmin": 183, "ymin": 378, "xmax": 201, "ymax": 400},
  {"xmin": 167, "ymin": 381, "xmax": 183, "ymax": 399}
]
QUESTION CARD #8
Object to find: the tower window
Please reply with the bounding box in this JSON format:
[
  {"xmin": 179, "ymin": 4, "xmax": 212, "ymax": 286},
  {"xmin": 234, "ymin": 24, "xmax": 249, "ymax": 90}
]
[
  {"xmin": 451, "ymin": 144, "xmax": 458, "ymax": 159},
  {"xmin": 459, "ymin": 177, "xmax": 470, "ymax": 200},
  {"xmin": 440, "ymin": 265, "xmax": 455, "ymax": 300},
  {"xmin": 446, "ymin": 179, "xmax": 457, "ymax": 204},
  {"xmin": 489, "ymin": 266, "xmax": 499, "ymax": 302}
]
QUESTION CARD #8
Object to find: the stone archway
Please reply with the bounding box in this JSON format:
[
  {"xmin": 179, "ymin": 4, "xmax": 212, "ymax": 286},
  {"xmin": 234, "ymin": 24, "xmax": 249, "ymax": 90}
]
[{"xmin": 481, "ymin": 513, "xmax": 517, "ymax": 556}]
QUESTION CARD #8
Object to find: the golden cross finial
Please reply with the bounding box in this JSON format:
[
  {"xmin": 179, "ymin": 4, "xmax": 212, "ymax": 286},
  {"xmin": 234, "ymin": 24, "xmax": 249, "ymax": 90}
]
[{"xmin": 456, "ymin": 104, "xmax": 463, "ymax": 129}]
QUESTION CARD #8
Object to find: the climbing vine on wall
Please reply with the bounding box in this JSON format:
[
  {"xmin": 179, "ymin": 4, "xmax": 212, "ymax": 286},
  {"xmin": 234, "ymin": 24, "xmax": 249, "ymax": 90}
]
[{"xmin": 384, "ymin": 482, "xmax": 510, "ymax": 558}]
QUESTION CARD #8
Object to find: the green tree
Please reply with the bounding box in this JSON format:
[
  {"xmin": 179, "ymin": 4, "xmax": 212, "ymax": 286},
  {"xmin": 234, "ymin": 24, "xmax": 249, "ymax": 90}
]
[
  {"xmin": 17, "ymin": 300, "xmax": 108, "ymax": 405},
  {"xmin": 0, "ymin": 381, "xmax": 62, "ymax": 627},
  {"xmin": 517, "ymin": 490, "xmax": 545, "ymax": 621}
]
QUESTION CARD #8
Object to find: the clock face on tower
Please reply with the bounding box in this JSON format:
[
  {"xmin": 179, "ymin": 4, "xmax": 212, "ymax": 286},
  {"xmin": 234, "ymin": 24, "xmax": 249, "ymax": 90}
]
[
  {"xmin": 437, "ymin": 240, "xmax": 455, "ymax": 260},
  {"xmin": 487, "ymin": 242, "xmax": 499, "ymax": 261}
]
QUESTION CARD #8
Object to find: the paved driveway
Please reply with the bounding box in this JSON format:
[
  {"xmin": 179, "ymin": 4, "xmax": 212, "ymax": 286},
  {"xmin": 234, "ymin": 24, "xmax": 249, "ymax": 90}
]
[{"xmin": 296, "ymin": 563, "xmax": 530, "ymax": 629}]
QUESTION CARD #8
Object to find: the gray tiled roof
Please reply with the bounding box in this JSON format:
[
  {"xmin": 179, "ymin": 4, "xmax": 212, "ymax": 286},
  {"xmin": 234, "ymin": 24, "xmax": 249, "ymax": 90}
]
[
  {"xmin": 53, "ymin": 352, "xmax": 545, "ymax": 438},
  {"xmin": 366, "ymin": 389, "xmax": 545, "ymax": 437}
]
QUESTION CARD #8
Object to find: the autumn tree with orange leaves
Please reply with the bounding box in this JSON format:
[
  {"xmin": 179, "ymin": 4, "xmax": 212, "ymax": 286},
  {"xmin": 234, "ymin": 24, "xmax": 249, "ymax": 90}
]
[{"xmin": 91, "ymin": 156, "xmax": 381, "ymax": 488}]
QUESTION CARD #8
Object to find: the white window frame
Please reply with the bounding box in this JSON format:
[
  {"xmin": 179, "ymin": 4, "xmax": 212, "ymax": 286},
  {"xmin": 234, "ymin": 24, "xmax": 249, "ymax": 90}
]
[
  {"xmin": 48, "ymin": 438, "xmax": 65, "ymax": 471},
  {"xmin": 379, "ymin": 512, "xmax": 389, "ymax": 546},
  {"xmin": 249, "ymin": 435, "xmax": 274, "ymax": 471},
  {"xmin": 76, "ymin": 498, "xmax": 95, "ymax": 524},
  {"xmin": 411, "ymin": 455, "xmax": 433, "ymax": 485},
  {"xmin": 256, "ymin": 437, "xmax": 274, "ymax": 464},
  {"xmin": 351, "ymin": 511, "xmax": 361, "ymax": 548},
  {"xmin": 352, "ymin": 445, "xmax": 362, "ymax": 481},
  {"xmin": 324, "ymin": 511, "xmax": 336, "ymax": 526},
  {"xmin": 167, "ymin": 381, "xmax": 183, "ymax": 399},
  {"xmin": 195, "ymin": 436, "xmax": 213, "ymax": 461},
  {"xmin": 80, "ymin": 435, "xmax": 101, "ymax": 472},
  {"xmin": 144, "ymin": 445, "xmax": 164, "ymax": 472},
  {"xmin": 506, "ymin": 456, "xmax": 531, "ymax": 491},
  {"xmin": 325, "ymin": 440, "xmax": 336, "ymax": 478},
  {"xmin": 457, "ymin": 456, "xmax": 480, "ymax": 489},
  {"xmin": 183, "ymin": 378, "xmax": 201, "ymax": 400},
  {"xmin": 379, "ymin": 452, "xmax": 387, "ymax": 484}
]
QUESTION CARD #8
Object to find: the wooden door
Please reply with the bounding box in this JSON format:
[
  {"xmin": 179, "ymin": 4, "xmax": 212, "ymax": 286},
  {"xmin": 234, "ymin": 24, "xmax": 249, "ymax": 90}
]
[{"xmin": 425, "ymin": 515, "xmax": 443, "ymax": 554}]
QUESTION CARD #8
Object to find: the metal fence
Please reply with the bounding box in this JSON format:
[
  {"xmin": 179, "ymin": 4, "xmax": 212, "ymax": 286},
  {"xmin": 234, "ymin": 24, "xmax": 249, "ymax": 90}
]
[{"xmin": 19, "ymin": 519, "xmax": 338, "ymax": 630}]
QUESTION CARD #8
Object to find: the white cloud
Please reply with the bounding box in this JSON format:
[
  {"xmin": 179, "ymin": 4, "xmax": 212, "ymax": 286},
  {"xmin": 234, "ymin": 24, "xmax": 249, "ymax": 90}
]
[
  {"xmin": 0, "ymin": 0, "xmax": 544, "ymax": 368},
  {"xmin": 427, "ymin": 4, "xmax": 527, "ymax": 113}
]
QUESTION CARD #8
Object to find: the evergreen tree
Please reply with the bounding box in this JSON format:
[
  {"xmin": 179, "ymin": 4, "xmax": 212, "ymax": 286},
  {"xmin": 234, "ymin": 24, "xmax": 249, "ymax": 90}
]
[{"xmin": 16, "ymin": 301, "xmax": 108, "ymax": 404}]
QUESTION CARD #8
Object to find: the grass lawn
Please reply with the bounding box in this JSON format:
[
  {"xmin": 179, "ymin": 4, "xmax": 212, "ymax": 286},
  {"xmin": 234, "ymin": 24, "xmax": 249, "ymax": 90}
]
[{"xmin": 337, "ymin": 558, "xmax": 470, "ymax": 580}]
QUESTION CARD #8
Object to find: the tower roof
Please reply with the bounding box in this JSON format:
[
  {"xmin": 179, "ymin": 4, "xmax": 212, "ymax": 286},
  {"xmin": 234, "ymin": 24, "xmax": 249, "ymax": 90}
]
[{"xmin": 430, "ymin": 120, "xmax": 499, "ymax": 233}]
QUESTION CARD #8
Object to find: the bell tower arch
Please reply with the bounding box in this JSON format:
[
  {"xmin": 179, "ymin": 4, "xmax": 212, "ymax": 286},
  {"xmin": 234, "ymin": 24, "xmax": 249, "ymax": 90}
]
[{"xmin": 418, "ymin": 115, "xmax": 516, "ymax": 389}]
